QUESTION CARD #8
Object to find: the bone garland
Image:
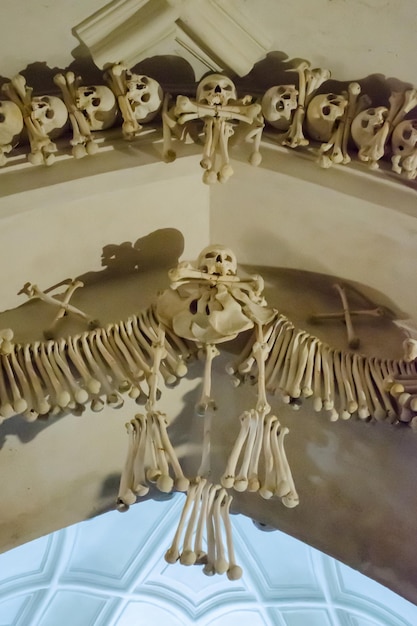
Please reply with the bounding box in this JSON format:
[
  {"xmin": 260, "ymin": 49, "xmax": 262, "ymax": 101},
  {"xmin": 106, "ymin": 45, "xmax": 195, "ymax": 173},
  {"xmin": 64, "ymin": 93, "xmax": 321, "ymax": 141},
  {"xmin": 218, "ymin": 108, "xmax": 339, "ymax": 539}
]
[
  {"xmin": 2, "ymin": 75, "xmax": 67, "ymax": 166},
  {"xmin": 164, "ymin": 479, "xmax": 242, "ymax": 578}
]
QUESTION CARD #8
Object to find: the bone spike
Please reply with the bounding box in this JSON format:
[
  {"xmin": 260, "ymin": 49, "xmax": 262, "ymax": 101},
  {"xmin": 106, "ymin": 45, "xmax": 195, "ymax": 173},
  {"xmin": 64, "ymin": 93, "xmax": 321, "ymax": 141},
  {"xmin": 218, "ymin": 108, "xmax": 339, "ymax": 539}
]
[{"xmin": 221, "ymin": 411, "xmax": 251, "ymax": 489}]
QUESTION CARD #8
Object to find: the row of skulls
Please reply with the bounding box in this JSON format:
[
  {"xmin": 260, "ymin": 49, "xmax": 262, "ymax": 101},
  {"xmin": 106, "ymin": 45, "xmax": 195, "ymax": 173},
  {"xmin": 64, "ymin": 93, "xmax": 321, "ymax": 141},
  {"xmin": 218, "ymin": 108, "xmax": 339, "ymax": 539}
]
[{"xmin": 0, "ymin": 61, "xmax": 417, "ymax": 181}]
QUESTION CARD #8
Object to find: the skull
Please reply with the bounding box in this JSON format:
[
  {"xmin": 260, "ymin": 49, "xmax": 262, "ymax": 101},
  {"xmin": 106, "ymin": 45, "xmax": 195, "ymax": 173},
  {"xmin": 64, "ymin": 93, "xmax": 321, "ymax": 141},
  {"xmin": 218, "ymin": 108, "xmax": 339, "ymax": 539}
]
[
  {"xmin": 196, "ymin": 74, "xmax": 237, "ymax": 106},
  {"xmin": 0, "ymin": 100, "xmax": 23, "ymax": 146},
  {"xmin": 125, "ymin": 73, "xmax": 163, "ymax": 123},
  {"xmin": 76, "ymin": 85, "xmax": 117, "ymax": 131},
  {"xmin": 30, "ymin": 95, "xmax": 68, "ymax": 137},
  {"xmin": 262, "ymin": 85, "xmax": 298, "ymax": 130},
  {"xmin": 391, "ymin": 119, "xmax": 417, "ymax": 178},
  {"xmin": 197, "ymin": 245, "xmax": 237, "ymax": 276},
  {"xmin": 306, "ymin": 93, "xmax": 348, "ymax": 142},
  {"xmin": 351, "ymin": 106, "xmax": 388, "ymax": 149}
]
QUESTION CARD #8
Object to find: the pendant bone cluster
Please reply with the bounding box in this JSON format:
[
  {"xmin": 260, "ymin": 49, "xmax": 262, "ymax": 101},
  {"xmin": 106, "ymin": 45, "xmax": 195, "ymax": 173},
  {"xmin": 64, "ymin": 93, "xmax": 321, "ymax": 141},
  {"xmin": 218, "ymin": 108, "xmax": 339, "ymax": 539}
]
[{"xmin": 0, "ymin": 246, "xmax": 416, "ymax": 581}]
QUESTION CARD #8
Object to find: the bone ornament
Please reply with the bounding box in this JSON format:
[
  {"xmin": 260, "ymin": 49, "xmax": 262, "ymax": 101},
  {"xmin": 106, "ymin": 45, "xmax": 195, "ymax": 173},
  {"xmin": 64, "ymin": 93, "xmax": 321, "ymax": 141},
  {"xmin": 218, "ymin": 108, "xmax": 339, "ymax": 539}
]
[
  {"xmin": 351, "ymin": 89, "xmax": 417, "ymax": 170},
  {"xmin": 391, "ymin": 119, "xmax": 417, "ymax": 179},
  {"xmin": 281, "ymin": 62, "xmax": 331, "ymax": 148},
  {"xmin": 0, "ymin": 100, "xmax": 24, "ymax": 166},
  {"xmin": 2, "ymin": 75, "xmax": 67, "ymax": 166},
  {"xmin": 163, "ymin": 73, "xmax": 264, "ymax": 184},
  {"xmin": 106, "ymin": 63, "xmax": 162, "ymax": 140},
  {"xmin": 54, "ymin": 72, "xmax": 116, "ymax": 158},
  {"xmin": 262, "ymin": 85, "xmax": 299, "ymax": 131}
]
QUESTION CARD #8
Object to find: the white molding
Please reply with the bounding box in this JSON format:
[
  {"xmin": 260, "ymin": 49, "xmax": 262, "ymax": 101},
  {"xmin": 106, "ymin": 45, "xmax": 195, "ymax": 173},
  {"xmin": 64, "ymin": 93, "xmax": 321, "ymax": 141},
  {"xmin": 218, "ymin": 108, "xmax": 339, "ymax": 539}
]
[{"xmin": 74, "ymin": 0, "xmax": 272, "ymax": 75}]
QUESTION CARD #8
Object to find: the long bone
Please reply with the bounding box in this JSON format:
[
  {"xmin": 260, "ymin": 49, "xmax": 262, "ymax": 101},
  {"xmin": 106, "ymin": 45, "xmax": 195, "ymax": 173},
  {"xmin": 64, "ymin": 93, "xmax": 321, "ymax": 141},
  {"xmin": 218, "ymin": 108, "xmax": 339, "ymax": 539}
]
[
  {"xmin": 275, "ymin": 424, "xmax": 299, "ymax": 508},
  {"xmin": 227, "ymin": 318, "xmax": 277, "ymax": 378},
  {"xmin": 333, "ymin": 283, "xmax": 360, "ymax": 349},
  {"xmin": 180, "ymin": 478, "xmax": 207, "ymax": 566},
  {"xmin": 369, "ymin": 357, "xmax": 396, "ymax": 421},
  {"xmin": 155, "ymin": 412, "xmax": 189, "ymax": 492},
  {"xmin": 213, "ymin": 489, "xmax": 229, "ymax": 574},
  {"xmin": 67, "ymin": 335, "xmax": 101, "ymax": 395},
  {"xmin": 146, "ymin": 326, "xmax": 166, "ymax": 412},
  {"xmin": 143, "ymin": 308, "xmax": 187, "ymax": 381},
  {"xmin": 81, "ymin": 332, "xmax": 122, "ymax": 407},
  {"xmin": 165, "ymin": 482, "xmax": 199, "ymax": 564},
  {"xmin": 23, "ymin": 344, "xmax": 50, "ymax": 415},
  {"xmin": 247, "ymin": 411, "xmax": 265, "ymax": 492},
  {"xmin": 269, "ymin": 419, "xmax": 290, "ymax": 498},
  {"xmin": 301, "ymin": 336, "xmax": 319, "ymax": 398},
  {"xmin": 221, "ymin": 411, "xmax": 251, "ymax": 489},
  {"xmin": 265, "ymin": 323, "xmax": 294, "ymax": 393},
  {"xmin": 53, "ymin": 340, "xmax": 89, "ymax": 406},
  {"xmin": 194, "ymin": 480, "xmax": 211, "ymax": 564},
  {"xmin": 196, "ymin": 344, "xmax": 220, "ymax": 479},
  {"xmin": 234, "ymin": 410, "xmax": 259, "ymax": 493},
  {"xmin": 117, "ymin": 420, "xmax": 139, "ymax": 509},
  {"xmin": 116, "ymin": 320, "xmax": 150, "ymax": 396},
  {"xmin": 221, "ymin": 494, "xmax": 243, "ymax": 580},
  {"xmin": 321, "ymin": 345, "xmax": 336, "ymax": 416},
  {"xmin": 252, "ymin": 323, "xmax": 271, "ymax": 414},
  {"xmin": 259, "ymin": 414, "xmax": 278, "ymax": 500},
  {"xmin": 45, "ymin": 341, "xmax": 76, "ymax": 409},
  {"xmin": 44, "ymin": 280, "xmax": 84, "ymax": 339},
  {"xmin": 312, "ymin": 347, "xmax": 323, "ymax": 412},
  {"xmin": 9, "ymin": 348, "xmax": 38, "ymax": 421},
  {"xmin": 351, "ymin": 354, "xmax": 370, "ymax": 419},
  {"xmin": 0, "ymin": 359, "xmax": 15, "ymax": 419},
  {"xmin": 53, "ymin": 73, "xmax": 98, "ymax": 158},
  {"xmin": 31, "ymin": 342, "xmax": 60, "ymax": 415},
  {"xmin": 149, "ymin": 413, "xmax": 174, "ymax": 494},
  {"xmin": 342, "ymin": 352, "xmax": 358, "ymax": 414},
  {"xmin": 278, "ymin": 329, "xmax": 304, "ymax": 401},
  {"xmin": 2, "ymin": 353, "xmax": 28, "ymax": 415},
  {"xmin": 286, "ymin": 331, "xmax": 310, "ymax": 399},
  {"xmin": 333, "ymin": 350, "xmax": 350, "ymax": 419},
  {"xmin": 93, "ymin": 329, "xmax": 130, "ymax": 396},
  {"xmin": 106, "ymin": 323, "xmax": 141, "ymax": 391},
  {"xmin": 358, "ymin": 355, "xmax": 384, "ymax": 420},
  {"xmin": 132, "ymin": 413, "xmax": 150, "ymax": 497},
  {"xmin": 203, "ymin": 484, "xmax": 221, "ymax": 576}
]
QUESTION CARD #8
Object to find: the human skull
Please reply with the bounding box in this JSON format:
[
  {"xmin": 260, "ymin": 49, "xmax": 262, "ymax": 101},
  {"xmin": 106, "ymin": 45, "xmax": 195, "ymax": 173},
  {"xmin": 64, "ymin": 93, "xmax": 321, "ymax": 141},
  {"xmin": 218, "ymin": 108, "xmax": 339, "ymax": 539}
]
[
  {"xmin": 125, "ymin": 73, "xmax": 163, "ymax": 123},
  {"xmin": 351, "ymin": 106, "xmax": 388, "ymax": 150},
  {"xmin": 306, "ymin": 93, "xmax": 348, "ymax": 142},
  {"xmin": 391, "ymin": 119, "xmax": 417, "ymax": 178},
  {"xmin": 30, "ymin": 95, "xmax": 68, "ymax": 137},
  {"xmin": 197, "ymin": 245, "xmax": 237, "ymax": 276},
  {"xmin": 0, "ymin": 100, "xmax": 23, "ymax": 146},
  {"xmin": 76, "ymin": 85, "xmax": 117, "ymax": 130},
  {"xmin": 261, "ymin": 85, "xmax": 298, "ymax": 130},
  {"xmin": 196, "ymin": 74, "xmax": 237, "ymax": 106}
]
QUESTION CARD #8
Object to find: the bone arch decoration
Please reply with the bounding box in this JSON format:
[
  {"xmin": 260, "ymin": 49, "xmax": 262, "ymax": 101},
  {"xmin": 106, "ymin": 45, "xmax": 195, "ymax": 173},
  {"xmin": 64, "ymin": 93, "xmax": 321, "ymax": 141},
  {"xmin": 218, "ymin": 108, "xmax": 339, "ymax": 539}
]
[
  {"xmin": 0, "ymin": 245, "xmax": 416, "ymax": 581},
  {"xmin": 1, "ymin": 56, "xmax": 417, "ymax": 183}
]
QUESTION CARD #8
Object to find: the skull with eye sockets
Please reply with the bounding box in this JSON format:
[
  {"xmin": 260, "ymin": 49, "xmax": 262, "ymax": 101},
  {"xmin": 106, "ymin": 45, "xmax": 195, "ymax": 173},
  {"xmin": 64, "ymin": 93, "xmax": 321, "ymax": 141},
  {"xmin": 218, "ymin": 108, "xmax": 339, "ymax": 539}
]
[
  {"xmin": 196, "ymin": 74, "xmax": 237, "ymax": 107},
  {"xmin": 197, "ymin": 245, "xmax": 237, "ymax": 276}
]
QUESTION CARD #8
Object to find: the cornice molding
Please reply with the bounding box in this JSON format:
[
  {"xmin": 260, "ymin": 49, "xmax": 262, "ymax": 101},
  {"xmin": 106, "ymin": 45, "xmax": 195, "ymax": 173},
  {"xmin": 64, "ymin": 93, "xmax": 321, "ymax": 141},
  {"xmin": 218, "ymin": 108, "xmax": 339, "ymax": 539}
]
[{"xmin": 73, "ymin": 0, "xmax": 272, "ymax": 76}]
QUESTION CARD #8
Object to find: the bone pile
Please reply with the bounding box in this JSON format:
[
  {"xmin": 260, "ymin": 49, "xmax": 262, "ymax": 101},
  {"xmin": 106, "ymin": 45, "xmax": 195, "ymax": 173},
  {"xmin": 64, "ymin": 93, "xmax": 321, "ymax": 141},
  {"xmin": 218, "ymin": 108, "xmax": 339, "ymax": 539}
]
[
  {"xmin": 117, "ymin": 410, "xmax": 190, "ymax": 509},
  {"xmin": 165, "ymin": 479, "xmax": 243, "ymax": 580},
  {"xmin": 229, "ymin": 313, "xmax": 417, "ymax": 425},
  {"xmin": 0, "ymin": 307, "xmax": 192, "ymax": 423}
]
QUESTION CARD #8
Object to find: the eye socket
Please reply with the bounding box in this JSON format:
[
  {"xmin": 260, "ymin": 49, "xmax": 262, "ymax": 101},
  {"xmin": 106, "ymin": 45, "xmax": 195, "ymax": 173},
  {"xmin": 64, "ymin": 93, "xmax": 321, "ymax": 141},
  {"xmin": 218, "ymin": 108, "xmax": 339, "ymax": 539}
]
[
  {"xmin": 322, "ymin": 106, "xmax": 331, "ymax": 116},
  {"xmin": 0, "ymin": 113, "xmax": 5, "ymax": 123},
  {"xmin": 46, "ymin": 109, "xmax": 55, "ymax": 119},
  {"xmin": 92, "ymin": 98, "xmax": 101, "ymax": 107},
  {"xmin": 141, "ymin": 93, "xmax": 150, "ymax": 103},
  {"xmin": 403, "ymin": 129, "xmax": 412, "ymax": 141}
]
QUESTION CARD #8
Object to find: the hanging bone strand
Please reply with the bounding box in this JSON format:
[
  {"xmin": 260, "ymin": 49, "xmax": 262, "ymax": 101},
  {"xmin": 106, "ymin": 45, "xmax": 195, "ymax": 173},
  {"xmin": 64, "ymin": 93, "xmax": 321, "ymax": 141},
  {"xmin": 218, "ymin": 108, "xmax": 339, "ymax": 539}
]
[{"xmin": 196, "ymin": 344, "xmax": 220, "ymax": 479}]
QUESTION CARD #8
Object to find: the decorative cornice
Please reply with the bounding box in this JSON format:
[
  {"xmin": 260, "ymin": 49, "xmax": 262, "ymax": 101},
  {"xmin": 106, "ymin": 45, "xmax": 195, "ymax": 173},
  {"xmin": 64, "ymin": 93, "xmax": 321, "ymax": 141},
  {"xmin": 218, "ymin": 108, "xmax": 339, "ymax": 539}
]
[{"xmin": 73, "ymin": 0, "xmax": 272, "ymax": 76}]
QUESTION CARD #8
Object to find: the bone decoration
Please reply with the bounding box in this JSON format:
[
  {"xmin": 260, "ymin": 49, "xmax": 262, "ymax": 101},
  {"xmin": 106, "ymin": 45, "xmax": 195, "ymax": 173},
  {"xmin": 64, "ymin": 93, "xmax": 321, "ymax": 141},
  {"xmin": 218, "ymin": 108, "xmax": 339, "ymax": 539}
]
[
  {"xmin": 0, "ymin": 55, "xmax": 416, "ymax": 184},
  {"xmin": 163, "ymin": 73, "xmax": 264, "ymax": 184}
]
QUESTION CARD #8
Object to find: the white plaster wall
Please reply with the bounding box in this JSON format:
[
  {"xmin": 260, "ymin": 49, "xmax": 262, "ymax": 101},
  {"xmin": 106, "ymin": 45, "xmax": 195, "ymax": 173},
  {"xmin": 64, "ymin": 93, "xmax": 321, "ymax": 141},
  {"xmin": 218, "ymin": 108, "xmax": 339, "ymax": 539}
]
[
  {"xmin": 211, "ymin": 146, "xmax": 417, "ymax": 317},
  {"xmin": 0, "ymin": 155, "xmax": 210, "ymax": 311}
]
